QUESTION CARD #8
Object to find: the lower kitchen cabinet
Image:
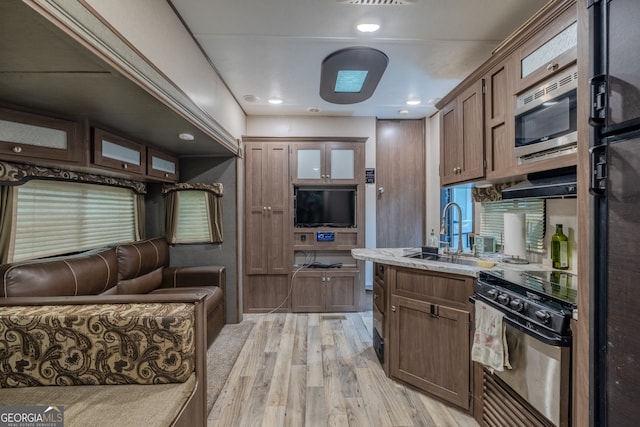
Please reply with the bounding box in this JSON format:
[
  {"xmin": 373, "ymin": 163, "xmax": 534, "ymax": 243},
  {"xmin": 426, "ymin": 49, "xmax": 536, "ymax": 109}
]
[
  {"xmin": 386, "ymin": 266, "xmax": 475, "ymax": 412},
  {"xmin": 390, "ymin": 293, "xmax": 471, "ymax": 410},
  {"xmin": 291, "ymin": 269, "xmax": 360, "ymax": 312},
  {"xmin": 243, "ymin": 274, "xmax": 290, "ymax": 313}
]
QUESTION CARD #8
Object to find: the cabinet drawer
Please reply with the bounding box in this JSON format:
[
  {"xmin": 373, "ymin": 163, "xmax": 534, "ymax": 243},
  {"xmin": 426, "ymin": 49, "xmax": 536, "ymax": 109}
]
[
  {"xmin": 373, "ymin": 279, "xmax": 385, "ymax": 313},
  {"xmin": 373, "ymin": 303, "xmax": 384, "ymax": 339},
  {"xmin": 393, "ymin": 267, "xmax": 474, "ymax": 308}
]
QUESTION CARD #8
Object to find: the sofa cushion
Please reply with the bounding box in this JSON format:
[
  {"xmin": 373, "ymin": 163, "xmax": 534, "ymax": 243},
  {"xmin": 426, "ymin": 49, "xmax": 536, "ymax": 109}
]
[
  {"xmin": 117, "ymin": 238, "xmax": 169, "ymax": 281},
  {"xmin": 0, "ymin": 248, "xmax": 117, "ymax": 297},
  {"xmin": 152, "ymin": 286, "xmax": 223, "ymax": 315},
  {"xmin": 0, "ymin": 374, "xmax": 196, "ymax": 427},
  {"xmin": 0, "ymin": 302, "xmax": 195, "ymax": 388},
  {"xmin": 117, "ymin": 268, "xmax": 163, "ymax": 295}
]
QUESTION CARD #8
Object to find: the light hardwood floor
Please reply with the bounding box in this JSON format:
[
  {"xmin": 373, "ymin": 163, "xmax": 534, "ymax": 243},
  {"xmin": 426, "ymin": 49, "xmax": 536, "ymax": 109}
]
[{"xmin": 208, "ymin": 311, "xmax": 480, "ymax": 427}]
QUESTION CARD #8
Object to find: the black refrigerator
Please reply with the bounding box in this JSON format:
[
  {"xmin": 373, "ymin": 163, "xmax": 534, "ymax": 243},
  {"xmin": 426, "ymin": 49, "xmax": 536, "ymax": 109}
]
[{"xmin": 589, "ymin": 0, "xmax": 640, "ymax": 426}]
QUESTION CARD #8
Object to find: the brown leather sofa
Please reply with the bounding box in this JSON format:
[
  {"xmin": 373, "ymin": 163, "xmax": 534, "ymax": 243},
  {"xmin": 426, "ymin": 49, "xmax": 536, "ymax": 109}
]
[{"xmin": 0, "ymin": 237, "xmax": 225, "ymax": 346}]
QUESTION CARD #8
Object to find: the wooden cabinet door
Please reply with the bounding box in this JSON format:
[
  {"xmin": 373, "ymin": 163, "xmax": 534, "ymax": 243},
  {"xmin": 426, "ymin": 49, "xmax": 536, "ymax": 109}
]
[
  {"xmin": 0, "ymin": 107, "xmax": 83, "ymax": 165},
  {"xmin": 92, "ymin": 128, "xmax": 146, "ymax": 175},
  {"xmin": 440, "ymin": 80, "xmax": 485, "ymax": 186},
  {"xmin": 516, "ymin": 4, "xmax": 577, "ymax": 92},
  {"xmin": 325, "ymin": 270, "xmax": 358, "ymax": 312},
  {"xmin": 390, "ymin": 294, "xmax": 471, "ymax": 410},
  {"xmin": 147, "ymin": 147, "xmax": 179, "ymax": 182},
  {"xmin": 484, "ymin": 59, "xmax": 516, "ymax": 180},
  {"xmin": 291, "ymin": 271, "xmax": 324, "ymax": 312},
  {"xmin": 457, "ymin": 80, "xmax": 485, "ymax": 183},
  {"xmin": 440, "ymin": 100, "xmax": 460, "ymax": 185},
  {"xmin": 265, "ymin": 143, "xmax": 290, "ymax": 274},
  {"xmin": 245, "ymin": 142, "xmax": 290, "ymax": 275}
]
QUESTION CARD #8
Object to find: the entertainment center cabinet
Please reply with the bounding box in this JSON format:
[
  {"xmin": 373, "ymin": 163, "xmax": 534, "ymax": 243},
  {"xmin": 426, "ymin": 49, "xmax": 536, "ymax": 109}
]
[{"xmin": 243, "ymin": 137, "xmax": 366, "ymax": 313}]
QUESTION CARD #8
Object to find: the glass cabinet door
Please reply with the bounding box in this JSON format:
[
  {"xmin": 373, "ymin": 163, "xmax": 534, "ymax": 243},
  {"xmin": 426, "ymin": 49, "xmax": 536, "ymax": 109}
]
[
  {"xmin": 329, "ymin": 148, "xmax": 355, "ymax": 180},
  {"xmin": 296, "ymin": 148, "xmax": 322, "ymax": 180}
]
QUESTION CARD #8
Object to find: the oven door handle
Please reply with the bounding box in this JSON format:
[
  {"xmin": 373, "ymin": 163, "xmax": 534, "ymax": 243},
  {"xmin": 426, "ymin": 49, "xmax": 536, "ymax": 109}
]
[{"xmin": 470, "ymin": 295, "xmax": 572, "ymax": 347}]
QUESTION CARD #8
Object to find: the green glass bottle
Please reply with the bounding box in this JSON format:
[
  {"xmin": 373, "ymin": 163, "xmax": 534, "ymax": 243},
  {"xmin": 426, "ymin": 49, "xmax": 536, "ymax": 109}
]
[{"xmin": 551, "ymin": 224, "xmax": 570, "ymax": 270}]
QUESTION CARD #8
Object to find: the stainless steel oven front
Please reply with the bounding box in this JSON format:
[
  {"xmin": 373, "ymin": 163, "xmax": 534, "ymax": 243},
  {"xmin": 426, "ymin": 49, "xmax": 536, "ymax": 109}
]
[
  {"xmin": 473, "ymin": 270, "xmax": 575, "ymax": 427},
  {"xmin": 494, "ymin": 318, "xmax": 571, "ymax": 427}
]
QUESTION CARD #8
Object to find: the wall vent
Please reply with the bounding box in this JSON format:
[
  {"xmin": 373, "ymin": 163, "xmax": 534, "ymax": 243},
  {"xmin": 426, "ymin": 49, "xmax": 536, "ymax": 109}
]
[{"xmin": 336, "ymin": 0, "xmax": 418, "ymax": 5}]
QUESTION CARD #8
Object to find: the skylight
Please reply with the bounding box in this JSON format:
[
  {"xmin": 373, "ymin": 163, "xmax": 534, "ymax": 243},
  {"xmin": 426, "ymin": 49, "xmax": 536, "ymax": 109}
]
[{"xmin": 335, "ymin": 70, "xmax": 368, "ymax": 93}]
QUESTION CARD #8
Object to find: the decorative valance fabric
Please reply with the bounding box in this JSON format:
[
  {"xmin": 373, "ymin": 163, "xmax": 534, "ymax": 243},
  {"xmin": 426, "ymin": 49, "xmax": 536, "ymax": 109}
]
[
  {"xmin": 471, "ymin": 182, "xmax": 513, "ymax": 203},
  {"xmin": 162, "ymin": 183, "xmax": 223, "ymax": 196},
  {"xmin": 0, "ymin": 160, "xmax": 146, "ymax": 194}
]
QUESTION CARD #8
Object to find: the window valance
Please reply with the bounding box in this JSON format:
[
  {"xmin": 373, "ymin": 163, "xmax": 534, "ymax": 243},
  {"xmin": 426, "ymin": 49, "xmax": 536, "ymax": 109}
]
[
  {"xmin": 0, "ymin": 160, "xmax": 146, "ymax": 194},
  {"xmin": 162, "ymin": 183, "xmax": 223, "ymax": 196}
]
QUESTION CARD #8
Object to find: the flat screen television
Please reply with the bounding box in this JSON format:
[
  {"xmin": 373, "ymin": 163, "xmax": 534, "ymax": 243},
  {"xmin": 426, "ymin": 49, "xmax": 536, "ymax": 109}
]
[{"xmin": 294, "ymin": 187, "xmax": 356, "ymax": 228}]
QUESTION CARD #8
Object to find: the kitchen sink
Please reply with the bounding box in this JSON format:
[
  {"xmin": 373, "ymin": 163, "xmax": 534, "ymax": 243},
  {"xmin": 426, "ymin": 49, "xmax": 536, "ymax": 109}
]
[{"xmin": 405, "ymin": 252, "xmax": 495, "ymax": 268}]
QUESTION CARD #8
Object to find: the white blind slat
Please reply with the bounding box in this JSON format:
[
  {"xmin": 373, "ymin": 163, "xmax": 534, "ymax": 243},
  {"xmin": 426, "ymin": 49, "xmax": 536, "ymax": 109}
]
[
  {"xmin": 175, "ymin": 191, "xmax": 211, "ymax": 243},
  {"xmin": 13, "ymin": 180, "xmax": 136, "ymax": 261},
  {"xmin": 479, "ymin": 199, "xmax": 546, "ymax": 253}
]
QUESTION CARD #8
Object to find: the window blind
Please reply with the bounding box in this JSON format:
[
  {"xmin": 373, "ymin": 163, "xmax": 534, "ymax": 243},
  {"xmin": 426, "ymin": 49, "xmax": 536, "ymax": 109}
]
[
  {"xmin": 13, "ymin": 180, "xmax": 135, "ymax": 261},
  {"xmin": 174, "ymin": 191, "xmax": 211, "ymax": 243},
  {"xmin": 479, "ymin": 199, "xmax": 546, "ymax": 254}
]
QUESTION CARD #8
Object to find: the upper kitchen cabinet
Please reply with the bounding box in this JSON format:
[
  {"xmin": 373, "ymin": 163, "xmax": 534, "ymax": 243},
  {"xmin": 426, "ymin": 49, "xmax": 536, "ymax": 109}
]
[
  {"xmin": 92, "ymin": 128, "xmax": 146, "ymax": 176},
  {"xmin": 440, "ymin": 80, "xmax": 485, "ymax": 186},
  {"xmin": 516, "ymin": 4, "xmax": 577, "ymax": 92},
  {"xmin": 291, "ymin": 141, "xmax": 364, "ymax": 185},
  {"xmin": 484, "ymin": 58, "xmax": 517, "ymax": 180},
  {"xmin": 147, "ymin": 148, "xmax": 179, "ymax": 182},
  {"xmin": 0, "ymin": 107, "xmax": 83, "ymax": 166}
]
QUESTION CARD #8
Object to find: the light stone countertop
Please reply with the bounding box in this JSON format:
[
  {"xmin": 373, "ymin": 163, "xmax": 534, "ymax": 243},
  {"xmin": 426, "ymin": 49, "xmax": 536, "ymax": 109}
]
[{"xmin": 351, "ymin": 247, "xmax": 555, "ymax": 278}]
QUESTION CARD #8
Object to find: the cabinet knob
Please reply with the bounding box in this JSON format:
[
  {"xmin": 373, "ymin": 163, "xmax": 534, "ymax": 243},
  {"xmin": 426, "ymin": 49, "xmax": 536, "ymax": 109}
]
[
  {"xmin": 267, "ymin": 206, "xmax": 272, "ymax": 211},
  {"xmin": 373, "ymin": 293, "xmax": 379, "ymax": 300},
  {"xmin": 326, "ymin": 175, "xmax": 330, "ymax": 179},
  {"xmin": 391, "ymin": 305, "xmax": 396, "ymax": 312},
  {"xmin": 11, "ymin": 146, "xmax": 22, "ymax": 153},
  {"xmin": 326, "ymin": 276, "xmax": 331, "ymax": 282},
  {"xmin": 546, "ymin": 62, "xmax": 558, "ymax": 72},
  {"xmin": 322, "ymin": 277, "xmax": 326, "ymax": 282},
  {"xmin": 263, "ymin": 206, "xmax": 267, "ymax": 211},
  {"xmin": 123, "ymin": 163, "xmax": 128, "ymax": 169},
  {"xmin": 164, "ymin": 173, "xmax": 169, "ymax": 178}
]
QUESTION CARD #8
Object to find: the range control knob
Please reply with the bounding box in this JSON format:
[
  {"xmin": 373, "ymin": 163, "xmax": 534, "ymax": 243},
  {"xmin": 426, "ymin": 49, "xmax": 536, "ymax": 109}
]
[
  {"xmin": 487, "ymin": 289, "xmax": 498, "ymax": 300},
  {"xmin": 509, "ymin": 299, "xmax": 524, "ymax": 312},
  {"xmin": 497, "ymin": 294, "xmax": 510, "ymax": 305},
  {"xmin": 535, "ymin": 310, "xmax": 552, "ymax": 324}
]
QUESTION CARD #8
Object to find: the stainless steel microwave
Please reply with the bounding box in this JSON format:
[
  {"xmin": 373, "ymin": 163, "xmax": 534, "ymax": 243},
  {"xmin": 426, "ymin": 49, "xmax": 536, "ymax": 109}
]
[{"xmin": 515, "ymin": 65, "xmax": 578, "ymax": 163}]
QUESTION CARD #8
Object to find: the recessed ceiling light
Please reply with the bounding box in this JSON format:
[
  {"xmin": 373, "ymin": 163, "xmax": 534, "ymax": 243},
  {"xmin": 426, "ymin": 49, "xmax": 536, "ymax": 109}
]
[
  {"xmin": 268, "ymin": 98, "xmax": 283, "ymax": 105},
  {"xmin": 243, "ymin": 94, "xmax": 260, "ymax": 103},
  {"xmin": 178, "ymin": 132, "xmax": 195, "ymax": 141},
  {"xmin": 357, "ymin": 23, "xmax": 380, "ymax": 33},
  {"xmin": 398, "ymin": 109, "xmax": 409, "ymax": 114},
  {"xmin": 406, "ymin": 99, "xmax": 422, "ymax": 106}
]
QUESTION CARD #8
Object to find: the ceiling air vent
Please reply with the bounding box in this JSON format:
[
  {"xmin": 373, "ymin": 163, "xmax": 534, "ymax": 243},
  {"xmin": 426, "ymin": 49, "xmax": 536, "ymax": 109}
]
[{"xmin": 336, "ymin": 0, "xmax": 418, "ymax": 5}]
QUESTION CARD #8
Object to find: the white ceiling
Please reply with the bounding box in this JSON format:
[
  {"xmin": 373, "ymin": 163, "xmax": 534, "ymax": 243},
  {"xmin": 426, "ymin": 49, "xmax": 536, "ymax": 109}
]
[{"xmin": 170, "ymin": 0, "xmax": 549, "ymax": 119}]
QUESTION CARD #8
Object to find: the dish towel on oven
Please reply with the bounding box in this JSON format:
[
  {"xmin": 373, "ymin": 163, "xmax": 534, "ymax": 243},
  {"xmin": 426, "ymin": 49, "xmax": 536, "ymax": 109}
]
[{"xmin": 471, "ymin": 301, "xmax": 511, "ymax": 372}]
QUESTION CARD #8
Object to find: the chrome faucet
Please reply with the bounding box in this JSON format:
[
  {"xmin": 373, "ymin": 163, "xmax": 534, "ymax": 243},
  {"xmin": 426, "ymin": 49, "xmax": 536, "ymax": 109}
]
[{"xmin": 440, "ymin": 202, "xmax": 463, "ymax": 254}]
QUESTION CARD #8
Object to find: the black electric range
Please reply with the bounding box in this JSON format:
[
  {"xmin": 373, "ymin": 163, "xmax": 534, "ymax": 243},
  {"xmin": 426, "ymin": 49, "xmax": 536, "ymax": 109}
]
[{"xmin": 474, "ymin": 269, "xmax": 578, "ymax": 344}]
